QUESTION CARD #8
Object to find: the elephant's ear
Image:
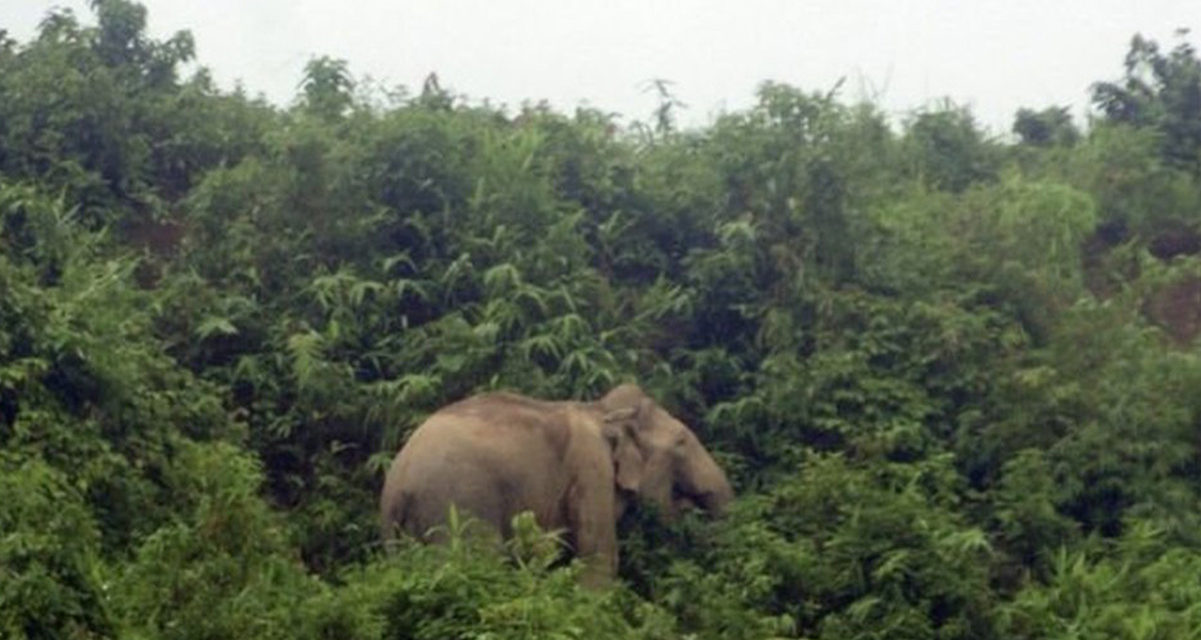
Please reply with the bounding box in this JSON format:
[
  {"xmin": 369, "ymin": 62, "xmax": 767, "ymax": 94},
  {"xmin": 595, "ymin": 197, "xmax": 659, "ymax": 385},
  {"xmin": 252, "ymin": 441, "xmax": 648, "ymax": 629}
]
[{"xmin": 602, "ymin": 413, "xmax": 644, "ymax": 492}]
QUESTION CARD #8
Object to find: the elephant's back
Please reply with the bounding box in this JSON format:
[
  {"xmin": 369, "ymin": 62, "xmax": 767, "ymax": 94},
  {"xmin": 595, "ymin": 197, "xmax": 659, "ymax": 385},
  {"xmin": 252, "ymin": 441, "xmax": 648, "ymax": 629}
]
[{"xmin": 421, "ymin": 392, "xmax": 577, "ymax": 457}]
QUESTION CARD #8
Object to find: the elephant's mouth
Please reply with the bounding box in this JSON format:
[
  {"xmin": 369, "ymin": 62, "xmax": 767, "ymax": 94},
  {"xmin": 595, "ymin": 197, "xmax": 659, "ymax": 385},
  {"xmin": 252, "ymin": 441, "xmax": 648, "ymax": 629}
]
[
  {"xmin": 671, "ymin": 488, "xmax": 701, "ymax": 513},
  {"xmin": 674, "ymin": 484, "xmax": 733, "ymax": 517}
]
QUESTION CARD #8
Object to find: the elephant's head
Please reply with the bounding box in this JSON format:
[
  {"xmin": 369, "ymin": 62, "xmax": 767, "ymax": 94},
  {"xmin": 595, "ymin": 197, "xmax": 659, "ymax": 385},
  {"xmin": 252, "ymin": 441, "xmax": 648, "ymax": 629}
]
[{"xmin": 599, "ymin": 384, "xmax": 734, "ymax": 519}]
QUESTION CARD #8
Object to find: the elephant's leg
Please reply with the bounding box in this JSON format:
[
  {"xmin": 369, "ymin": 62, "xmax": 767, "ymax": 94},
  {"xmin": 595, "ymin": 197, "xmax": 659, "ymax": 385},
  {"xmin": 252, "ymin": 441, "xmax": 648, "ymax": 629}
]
[{"xmin": 566, "ymin": 480, "xmax": 618, "ymax": 588}]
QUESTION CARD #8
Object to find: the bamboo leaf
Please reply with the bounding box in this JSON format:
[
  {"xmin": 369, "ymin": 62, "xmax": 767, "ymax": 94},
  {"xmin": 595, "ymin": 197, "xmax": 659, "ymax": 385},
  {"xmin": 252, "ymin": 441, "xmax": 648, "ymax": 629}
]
[{"xmin": 195, "ymin": 316, "xmax": 238, "ymax": 339}]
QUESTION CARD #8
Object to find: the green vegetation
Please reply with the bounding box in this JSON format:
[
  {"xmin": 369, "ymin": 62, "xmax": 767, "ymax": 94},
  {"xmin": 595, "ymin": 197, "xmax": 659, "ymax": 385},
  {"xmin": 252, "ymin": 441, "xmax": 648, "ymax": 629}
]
[{"xmin": 3, "ymin": 3, "xmax": 1201, "ymax": 637}]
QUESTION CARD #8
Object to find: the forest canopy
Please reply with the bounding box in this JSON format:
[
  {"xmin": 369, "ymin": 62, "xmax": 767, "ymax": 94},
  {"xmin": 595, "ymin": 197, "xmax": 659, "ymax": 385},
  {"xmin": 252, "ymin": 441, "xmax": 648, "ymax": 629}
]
[{"xmin": 3, "ymin": 3, "xmax": 1201, "ymax": 638}]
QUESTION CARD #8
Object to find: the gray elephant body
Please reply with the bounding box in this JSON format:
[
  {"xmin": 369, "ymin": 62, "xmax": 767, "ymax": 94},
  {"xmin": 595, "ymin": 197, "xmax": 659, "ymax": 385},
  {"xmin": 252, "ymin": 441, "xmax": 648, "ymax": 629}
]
[{"xmin": 379, "ymin": 384, "xmax": 733, "ymax": 585}]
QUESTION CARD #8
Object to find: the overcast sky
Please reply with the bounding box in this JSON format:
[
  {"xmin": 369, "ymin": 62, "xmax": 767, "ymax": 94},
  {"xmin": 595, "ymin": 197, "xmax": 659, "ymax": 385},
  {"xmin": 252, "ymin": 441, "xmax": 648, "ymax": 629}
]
[{"xmin": 3, "ymin": 1, "xmax": 1198, "ymax": 134}]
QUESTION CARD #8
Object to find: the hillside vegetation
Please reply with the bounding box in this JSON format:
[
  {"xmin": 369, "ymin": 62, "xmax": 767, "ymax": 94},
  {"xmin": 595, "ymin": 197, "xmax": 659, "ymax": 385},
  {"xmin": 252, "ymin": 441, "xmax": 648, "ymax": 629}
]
[{"xmin": 4, "ymin": 3, "xmax": 1201, "ymax": 638}]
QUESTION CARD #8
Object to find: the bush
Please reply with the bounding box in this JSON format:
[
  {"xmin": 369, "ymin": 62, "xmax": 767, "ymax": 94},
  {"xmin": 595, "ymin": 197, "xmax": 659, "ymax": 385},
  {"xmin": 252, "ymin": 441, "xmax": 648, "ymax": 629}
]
[{"xmin": 0, "ymin": 454, "xmax": 111, "ymax": 639}]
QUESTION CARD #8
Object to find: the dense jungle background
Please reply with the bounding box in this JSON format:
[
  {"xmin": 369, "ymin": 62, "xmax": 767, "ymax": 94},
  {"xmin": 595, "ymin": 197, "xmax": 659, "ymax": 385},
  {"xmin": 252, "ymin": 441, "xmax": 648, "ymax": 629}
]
[{"xmin": 4, "ymin": 2, "xmax": 1201, "ymax": 638}]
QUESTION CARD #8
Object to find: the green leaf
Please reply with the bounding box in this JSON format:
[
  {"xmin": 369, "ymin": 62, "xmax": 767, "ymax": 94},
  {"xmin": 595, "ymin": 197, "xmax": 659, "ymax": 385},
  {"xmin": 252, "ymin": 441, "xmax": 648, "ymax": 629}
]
[{"xmin": 195, "ymin": 316, "xmax": 238, "ymax": 339}]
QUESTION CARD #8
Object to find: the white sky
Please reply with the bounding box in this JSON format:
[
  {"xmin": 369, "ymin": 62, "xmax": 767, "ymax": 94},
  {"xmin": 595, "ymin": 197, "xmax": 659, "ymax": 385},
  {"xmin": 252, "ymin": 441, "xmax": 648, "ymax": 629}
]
[{"xmin": 3, "ymin": 1, "xmax": 1198, "ymax": 135}]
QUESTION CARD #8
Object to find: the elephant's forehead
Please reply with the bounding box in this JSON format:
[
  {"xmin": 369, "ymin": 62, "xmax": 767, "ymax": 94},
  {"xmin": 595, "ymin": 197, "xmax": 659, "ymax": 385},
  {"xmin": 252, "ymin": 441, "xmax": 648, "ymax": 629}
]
[{"xmin": 649, "ymin": 409, "xmax": 689, "ymax": 439}]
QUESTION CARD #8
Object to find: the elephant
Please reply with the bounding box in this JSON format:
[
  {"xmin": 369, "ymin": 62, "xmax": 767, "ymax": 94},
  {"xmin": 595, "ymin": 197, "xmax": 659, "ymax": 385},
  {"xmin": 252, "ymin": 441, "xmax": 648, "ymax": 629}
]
[{"xmin": 379, "ymin": 383, "xmax": 734, "ymax": 586}]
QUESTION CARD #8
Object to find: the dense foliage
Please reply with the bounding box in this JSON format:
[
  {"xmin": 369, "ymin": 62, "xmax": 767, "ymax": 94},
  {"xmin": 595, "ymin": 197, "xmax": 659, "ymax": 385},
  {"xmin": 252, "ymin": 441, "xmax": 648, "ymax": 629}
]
[{"xmin": 3, "ymin": 4, "xmax": 1201, "ymax": 638}]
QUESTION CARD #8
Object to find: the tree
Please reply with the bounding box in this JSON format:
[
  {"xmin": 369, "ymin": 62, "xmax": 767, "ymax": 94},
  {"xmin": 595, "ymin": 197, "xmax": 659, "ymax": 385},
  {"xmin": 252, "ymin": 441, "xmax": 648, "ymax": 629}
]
[
  {"xmin": 902, "ymin": 102, "xmax": 1000, "ymax": 192},
  {"xmin": 300, "ymin": 56, "xmax": 354, "ymax": 120},
  {"xmin": 1013, "ymin": 106, "xmax": 1080, "ymax": 147},
  {"xmin": 1092, "ymin": 31, "xmax": 1201, "ymax": 174}
]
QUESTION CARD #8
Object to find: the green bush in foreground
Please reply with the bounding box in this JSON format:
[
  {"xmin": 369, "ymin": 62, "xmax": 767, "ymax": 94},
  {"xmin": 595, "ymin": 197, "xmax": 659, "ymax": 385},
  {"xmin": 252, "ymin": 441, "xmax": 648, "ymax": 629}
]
[
  {"xmin": 0, "ymin": 454, "xmax": 110, "ymax": 640},
  {"xmin": 304, "ymin": 513, "xmax": 676, "ymax": 640}
]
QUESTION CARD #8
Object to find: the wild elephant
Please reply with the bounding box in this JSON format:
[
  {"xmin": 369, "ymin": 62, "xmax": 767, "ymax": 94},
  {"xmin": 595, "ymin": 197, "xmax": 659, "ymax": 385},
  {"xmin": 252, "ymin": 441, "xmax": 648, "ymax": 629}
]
[{"xmin": 379, "ymin": 383, "xmax": 734, "ymax": 585}]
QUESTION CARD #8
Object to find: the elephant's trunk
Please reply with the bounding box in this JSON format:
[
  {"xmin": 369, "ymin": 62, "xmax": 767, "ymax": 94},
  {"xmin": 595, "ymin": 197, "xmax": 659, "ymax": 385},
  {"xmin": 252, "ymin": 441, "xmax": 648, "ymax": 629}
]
[
  {"xmin": 696, "ymin": 478, "xmax": 734, "ymax": 516},
  {"xmin": 679, "ymin": 443, "xmax": 734, "ymax": 517}
]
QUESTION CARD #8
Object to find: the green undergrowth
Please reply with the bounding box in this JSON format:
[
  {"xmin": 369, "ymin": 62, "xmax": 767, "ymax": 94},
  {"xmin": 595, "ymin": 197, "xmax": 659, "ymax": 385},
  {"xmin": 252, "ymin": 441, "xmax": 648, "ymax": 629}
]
[{"xmin": 4, "ymin": 3, "xmax": 1201, "ymax": 638}]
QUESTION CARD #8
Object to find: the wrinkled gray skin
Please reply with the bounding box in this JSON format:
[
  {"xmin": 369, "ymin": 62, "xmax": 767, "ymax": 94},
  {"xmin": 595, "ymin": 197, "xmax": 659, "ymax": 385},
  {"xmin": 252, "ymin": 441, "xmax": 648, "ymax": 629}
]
[{"xmin": 379, "ymin": 383, "xmax": 734, "ymax": 586}]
